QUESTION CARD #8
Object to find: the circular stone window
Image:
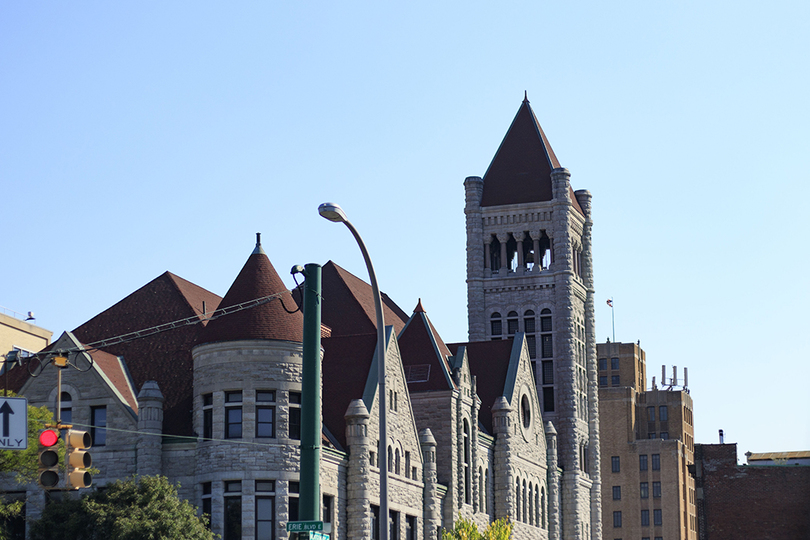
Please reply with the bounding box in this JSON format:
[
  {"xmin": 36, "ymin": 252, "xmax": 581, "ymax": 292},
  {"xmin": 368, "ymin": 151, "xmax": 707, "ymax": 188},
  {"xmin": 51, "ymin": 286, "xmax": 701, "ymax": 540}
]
[{"xmin": 521, "ymin": 394, "xmax": 531, "ymax": 429}]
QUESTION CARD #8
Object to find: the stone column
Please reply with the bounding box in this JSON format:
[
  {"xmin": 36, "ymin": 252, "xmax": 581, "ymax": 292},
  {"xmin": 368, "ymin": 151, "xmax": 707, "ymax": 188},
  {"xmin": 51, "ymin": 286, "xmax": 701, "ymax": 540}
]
[
  {"xmin": 464, "ymin": 176, "xmax": 486, "ymax": 340},
  {"xmin": 345, "ymin": 399, "xmax": 371, "ymax": 540},
  {"xmin": 496, "ymin": 233, "xmax": 509, "ymax": 273},
  {"xmin": 470, "ymin": 377, "xmax": 480, "ymax": 514},
  {"xmin": 575, "ymin": 188, "xmax": 601, "ymax": 540},
  {"xmin": 530, "ymin": 231, "xmax": 542, "ymax": 273},
  {"xmin": 137, "ymin": 380, "xmax": 164, "ymax": 477},
  {"xmin": 513, "ymin": 231, "xmax": 525, "ymax": 274},
  {"xmin": 492, "ymin": 397, "xmax": 513, "ymax": 520},
  {"xmin": 420, "ymin": 428, "xmax": 441, "ymax": 540},
  {"xmin": 545, "ymin": 421, "xmax": 560, "ymax": 540}
]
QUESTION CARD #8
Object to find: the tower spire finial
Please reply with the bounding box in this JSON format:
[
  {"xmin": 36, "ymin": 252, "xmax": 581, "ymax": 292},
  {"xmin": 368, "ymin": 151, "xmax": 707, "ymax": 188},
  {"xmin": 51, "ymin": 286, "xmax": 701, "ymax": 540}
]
[
  {"xmin": 524, "ymin": 90, "xmax": 528, "ymax": 102},
  {"xmin": 252, "ymin": 232, "xmax": 266, "ymax": 255}
]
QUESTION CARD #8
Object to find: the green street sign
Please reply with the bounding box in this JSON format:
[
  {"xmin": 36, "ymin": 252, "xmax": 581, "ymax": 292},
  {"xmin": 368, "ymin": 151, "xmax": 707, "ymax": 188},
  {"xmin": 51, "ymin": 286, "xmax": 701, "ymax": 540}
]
[{"xmin": 286, "ymin": 521, "xmax": 324, "ymax": 532}]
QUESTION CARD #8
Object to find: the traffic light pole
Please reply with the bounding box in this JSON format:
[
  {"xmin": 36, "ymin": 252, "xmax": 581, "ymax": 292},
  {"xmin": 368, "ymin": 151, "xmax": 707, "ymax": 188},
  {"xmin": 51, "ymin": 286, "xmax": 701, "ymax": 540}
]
[{"xmin": 299, "ymin": 263, "xmax": 322, "ymax": 522}]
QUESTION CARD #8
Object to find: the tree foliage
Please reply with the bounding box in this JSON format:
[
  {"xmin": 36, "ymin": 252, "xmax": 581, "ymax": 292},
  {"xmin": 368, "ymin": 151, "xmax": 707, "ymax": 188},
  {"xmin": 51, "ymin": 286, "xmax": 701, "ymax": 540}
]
[
  {"xmin": 29, "ymin": 475, "xmax": 215, "ymax": 540},
  {"xmin": 442, "ymin": 516, "xmax": 512, "ymax": 540}
]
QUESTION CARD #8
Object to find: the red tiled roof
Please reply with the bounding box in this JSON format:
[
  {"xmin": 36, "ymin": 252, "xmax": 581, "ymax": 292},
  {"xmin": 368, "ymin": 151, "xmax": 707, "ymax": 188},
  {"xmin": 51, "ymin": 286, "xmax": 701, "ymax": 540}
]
[
  {"xmin": 399, "ymin": 301, "xmax": 454, "ymax": 392},
  {"xmin": 448, "ymin": 339, "xmax": 514, "ymax": 434},
  {"xmin": 317, "ymin": 261, "xmax": 409, "ymax": 338},
  {"xmin": 321, "ymin": 333, "xmax": 377, "ymax": 450},
  {"xmin": 71, "ymin": 272, "xmax": 222, "ymax": 436},
  {"xmin": 480, "ymin": 96, "xmax": 584, "ymax": 215},
  {"xmin": 198, "ymin": 242, "xmax": 303, "ymax": 345}
]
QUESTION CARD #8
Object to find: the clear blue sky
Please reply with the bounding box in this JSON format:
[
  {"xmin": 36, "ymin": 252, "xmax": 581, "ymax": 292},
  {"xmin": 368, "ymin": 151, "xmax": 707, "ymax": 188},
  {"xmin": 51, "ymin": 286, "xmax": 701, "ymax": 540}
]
[{"xmin": 3, "ymin": 2, "xmax": 808, "ymax": 461}]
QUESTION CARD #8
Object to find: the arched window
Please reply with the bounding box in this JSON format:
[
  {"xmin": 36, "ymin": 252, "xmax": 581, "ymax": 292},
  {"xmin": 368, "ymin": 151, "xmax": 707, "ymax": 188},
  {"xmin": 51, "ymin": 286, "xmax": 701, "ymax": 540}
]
[
  {"xmin": 478, "ymin": 467, "xmax": 484, "ymax": 511},
  {"xmin": 60, "ymin": 392, "xmax": 72, "ymax": 423},
  {"xmin": 516, "ymin": 479, "xmax": 521, "ymax": 522},
  {"xmin": 388, "ymin": 445, "xmax": 393, "ymax": 472},
  {"xmin": 541, "ymin": 487, "xmax": 546, "ymax": 529},
  {"xmin": 528, "ymin": 483, "xmax": 534, "ymax": 525},
  {"xmin": 484, "ymin": 469, "xmax": 489, "ymax": 514},
  {"xmin": 522, "ymin": 480, "xmax": 527, "ymax": 523},
  {"xmin": 490, "ymin": 313, "xmax": 502, "ymax": 340},
  {"xmin": 489, "ymin": 236, "xmax": 501, "ymax": 272},
  {"xmin": 395, "ymin": 448, "xmax": 401, "ymax": 475},
  {"xmin": 507, "ymin": 311, "xmax": 519, "ymax": 336},
  {"xmin": 534, "ymin": 484, "xmax": 540, "ymax": 527},
  {"xmin": 463, "ymin": 420, "xmax": 471, "ymax": 505}
]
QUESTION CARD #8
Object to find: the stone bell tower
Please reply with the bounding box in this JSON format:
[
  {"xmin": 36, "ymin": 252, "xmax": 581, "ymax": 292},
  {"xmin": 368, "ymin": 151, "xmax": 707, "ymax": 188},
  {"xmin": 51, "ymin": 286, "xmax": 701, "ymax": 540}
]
[{"xmin": 464, "ymin": 95, "xmax": 601, "ymax": 540}]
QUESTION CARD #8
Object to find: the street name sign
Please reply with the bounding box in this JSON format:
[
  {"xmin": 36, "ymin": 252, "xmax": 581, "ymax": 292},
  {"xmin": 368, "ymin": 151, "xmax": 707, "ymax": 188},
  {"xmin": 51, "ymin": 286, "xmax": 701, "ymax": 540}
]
[
  {"xmin": 0, "ymin": 397, "xmax": 28, "ymax": 450},
  {"xmin": 286, "ymin": 521, "xmax": 324, "ymax": 532}
]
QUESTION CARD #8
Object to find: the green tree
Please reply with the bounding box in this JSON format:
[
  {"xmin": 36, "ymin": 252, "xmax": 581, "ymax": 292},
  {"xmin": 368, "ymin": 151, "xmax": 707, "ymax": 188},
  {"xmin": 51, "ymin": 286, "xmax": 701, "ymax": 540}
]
[
  {"xmin": 29, "ymin": 475, "xmax": 216, "ymax": 540},
  {"xmin": 442, "ymin": 517, "xmax": 512, "ymax": 540}
]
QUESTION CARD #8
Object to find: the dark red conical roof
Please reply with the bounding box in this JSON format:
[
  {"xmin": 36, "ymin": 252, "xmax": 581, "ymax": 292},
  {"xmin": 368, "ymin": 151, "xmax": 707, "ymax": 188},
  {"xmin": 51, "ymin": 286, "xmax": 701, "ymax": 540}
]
[{"xmin": 198, "ymin": 236, "xmax": 303, "ymax": 344}]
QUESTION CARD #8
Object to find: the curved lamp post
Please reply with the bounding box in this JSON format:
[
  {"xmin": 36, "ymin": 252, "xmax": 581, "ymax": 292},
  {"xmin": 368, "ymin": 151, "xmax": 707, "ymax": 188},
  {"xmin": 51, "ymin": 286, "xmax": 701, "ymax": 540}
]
[{"xmin": 318, "ymin": 203, "xmax": 388, "ymax": 540}]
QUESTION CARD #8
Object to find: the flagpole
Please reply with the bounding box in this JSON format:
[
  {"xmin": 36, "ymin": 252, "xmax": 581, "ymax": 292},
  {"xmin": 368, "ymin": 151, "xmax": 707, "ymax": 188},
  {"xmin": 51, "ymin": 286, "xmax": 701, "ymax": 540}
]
[{"xmin": 608, "ymin": 298, "xmax": 615, "ymax": 342}]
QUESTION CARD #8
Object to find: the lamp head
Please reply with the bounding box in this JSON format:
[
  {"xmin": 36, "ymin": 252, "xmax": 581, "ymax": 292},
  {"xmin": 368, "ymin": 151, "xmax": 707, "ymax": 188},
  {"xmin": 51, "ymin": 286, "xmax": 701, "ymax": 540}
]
[{"xmin": 318, "ymin": 202, "xmax": 347, "ymax": 223}]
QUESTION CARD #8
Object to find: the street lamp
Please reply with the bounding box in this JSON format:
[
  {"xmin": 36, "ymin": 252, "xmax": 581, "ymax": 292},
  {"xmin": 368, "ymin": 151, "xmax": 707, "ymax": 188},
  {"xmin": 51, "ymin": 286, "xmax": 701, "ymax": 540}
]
[{"xmin": 318, "ymin": 202, "xmax": 389, "ymax": 540}]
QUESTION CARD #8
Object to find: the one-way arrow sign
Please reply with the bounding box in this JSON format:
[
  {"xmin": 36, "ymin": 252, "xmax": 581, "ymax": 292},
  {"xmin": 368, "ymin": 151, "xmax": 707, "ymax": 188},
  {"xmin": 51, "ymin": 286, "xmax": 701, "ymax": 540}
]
[{"xmin": 0, "ymin": 398, "xmax": 28, "ymax": 450}]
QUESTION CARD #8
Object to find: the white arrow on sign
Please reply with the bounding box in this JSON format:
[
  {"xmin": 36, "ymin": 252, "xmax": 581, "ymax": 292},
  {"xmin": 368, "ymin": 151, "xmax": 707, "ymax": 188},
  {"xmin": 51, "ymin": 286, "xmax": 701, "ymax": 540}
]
[{"xmin": 0, "ymin": 397, "xmax": 28, "ymax": 450}]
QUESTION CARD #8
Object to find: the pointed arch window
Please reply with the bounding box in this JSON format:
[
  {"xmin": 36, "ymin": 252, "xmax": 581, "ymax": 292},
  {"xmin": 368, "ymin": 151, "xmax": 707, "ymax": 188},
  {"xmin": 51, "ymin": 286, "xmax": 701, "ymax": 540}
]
[
  {"xmin": 489, "ymin": 236, "xmax": 501, "ymax": 273},
  {"xmin": 463, "ymin": 420, "xmax": 471, "ymax": 505}
]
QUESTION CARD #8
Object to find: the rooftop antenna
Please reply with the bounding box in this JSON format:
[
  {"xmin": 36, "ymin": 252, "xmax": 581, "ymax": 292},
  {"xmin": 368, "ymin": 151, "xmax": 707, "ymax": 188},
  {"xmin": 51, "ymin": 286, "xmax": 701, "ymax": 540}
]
[
  {"xmin": 684, "ymin": 367, "xmax": 689, "ymax": 389},
  {"xmin": 607, "ymin": 298, "xmax": 615, "ymax": 342}
]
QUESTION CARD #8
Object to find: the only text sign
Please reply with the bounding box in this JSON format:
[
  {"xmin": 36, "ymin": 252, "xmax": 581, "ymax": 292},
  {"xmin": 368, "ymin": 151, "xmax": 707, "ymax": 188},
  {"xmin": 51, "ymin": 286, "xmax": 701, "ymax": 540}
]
[{"xmin": 0, "ymin": 397, "xmax": 28, "ymax": 450}]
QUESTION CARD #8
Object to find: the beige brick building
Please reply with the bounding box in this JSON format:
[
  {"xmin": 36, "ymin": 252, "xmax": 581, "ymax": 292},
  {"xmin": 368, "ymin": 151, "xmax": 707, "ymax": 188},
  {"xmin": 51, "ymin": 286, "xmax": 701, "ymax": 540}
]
[
  {"xmin": 598, "ymin": 341, "xmax": 697, "ymax": 540},
  {"xmin": 0, "ymin": 309, "xmax": 52, "ymax": 365}
]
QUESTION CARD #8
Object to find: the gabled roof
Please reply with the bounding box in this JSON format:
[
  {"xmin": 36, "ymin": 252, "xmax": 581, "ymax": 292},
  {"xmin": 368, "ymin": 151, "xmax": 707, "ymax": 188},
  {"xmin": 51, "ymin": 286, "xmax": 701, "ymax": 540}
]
[
  {"xmin": 317, "ymin": 261, "xmax": 409, "ymax": 338},
  {"xmin": 398, "ymin": 300, "xmax": 455, "ymax": 392},
  {"xmin": 321, "ymin": 332, "xmax": 377, "ymax": 450},
  {"xmin": 480, "ymin": 95, "xmax": 584, "ymax": 215},
  {"xmin": 198, "ymin": 236, "xmax": 303, "ymax": 345},
  {"xmin": 70, "ymin": 271, "xmax": 221, "ymax": 436},
  {"xmin": 448, "ymin": 338, "xmax": 515, "ymax": 434}
]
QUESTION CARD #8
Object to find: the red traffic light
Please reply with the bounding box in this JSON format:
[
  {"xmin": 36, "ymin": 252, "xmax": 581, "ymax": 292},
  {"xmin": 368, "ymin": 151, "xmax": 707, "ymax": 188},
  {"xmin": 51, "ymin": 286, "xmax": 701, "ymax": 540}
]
[{"xmin": 39, "ymin": 429, "xmax": 59, "ymax": 447}]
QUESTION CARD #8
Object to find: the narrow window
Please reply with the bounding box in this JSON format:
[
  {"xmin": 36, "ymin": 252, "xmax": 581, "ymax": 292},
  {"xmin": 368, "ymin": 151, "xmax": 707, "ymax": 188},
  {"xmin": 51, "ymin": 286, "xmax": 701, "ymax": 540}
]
[
  {"xmin": 390, "ymin": 510, "xmax": 400, "ymax": 540},
  {"xmin": 405, "ymin": 452, "xmax": 410, "ymax": 479},
  {"xmin": 640, "ymin": 482, "xmax": 649, "ymax": 499},
  {"xmin": 599, "ymin": 375, "xmax": 608, "ymax": 386},
  {"xmin": 322, "ymin": 494, "xmax": 334, "ymax": 525},
  {"xmin": 613, "ymin": 511, "xmax": 622, "ymax": 528},
  {"xmin": 611, "ymin": 375, "xmax": 620, "ymax": 386},
  {"xmin": 371, "ymin": 505, "xmax": 380, "ymax": 540},
  {"xmin": 542, "ymin": 361, "xmax": 554, "ymax": 385},
  {"xmin": 405, "ymin": 515, "xmax": 416, "ymax": 540},
  {"xmin": 224, "ymin": 480, "xmax": 242, "ymax": 540},
  {"xmin": 542, "ymin": 387, "xmax": 555, "ymax": 413},
  {"xmin": 524, "ymin": 310, "xmax": 536, "ymax": 359},
  {"xmin": 201, "ymin": 482, "xmax": 212, "ymax": 529},
  {"xmin": 463, "ymin": 420, "xmax": 471, "ymax": 505},
  {"xmin": 91, "ymin": 406, "xmax": 107, "ymax": 446},
  {"xmin": 611, "ymin": 456, "xmax": 620, "ymax": 473},
  {"xmin": 610, "ymin": 357, "xmax": 619, "ymax": 370},
  {"xmin": 653, "ymin": 481, "xmax": 661, "ymax": 498},
  {"xmin": 490, "ymin": 313, "xmax": 502, "ymax": 340},
  {"xmin": 202, "ymin": 393, "xmax": 213, "ymax": 440},
  {"xmin": 598, "ymin": 358, "xmax": 607, "ymax": 371},
  {"xmin": 653, "ymin": 509, "xmax": 662, "ymax": 526},
  {"xmin": 256, "ymin": 480, "xmax": 275, "ymax": 540},
  {"xmin": 641, "ymin": 509, "xmax": 650, "ymax": 526},
  {"xmin": 541, "ymin": 487, "xmax": 546, "ymax": 529},
  {"xmin": 652, "ymin": 454, "xmax": 660, "ymax": 471},
  {"xmin": 612, "ymin": 486, "xmax": 621, "ymax": 500},
  {"xmin": 507, "ymin": 311, "xmax": 519, "ymax": 335},
  {"xmin": 225, "ymin": 391, "xmax": 243, "ymax": 439},
  {"xmin": 288, "ymin": 481, "xmax": 300, "ymax": 522},
  {"xmin": 659, "ymin": 405, "xmax": 668, "ymax": 421},
  {"xmin": 60, "ymin": 392, "xmax": 72, "ymax": 424},
  {"xmin": 540, "ymin": 310, "xmax": 553, "ymax": 358},
  {"xmin": 640, "ymin": 454, "xmax": 648, "ymax": 471},
  {"xmin": 256, "ymin": 391, "xmax": 276, "ymax": 438},
  {"xmin": 289, "ymin": 392, "xmax": 301, "ymax": 440},
  {"xmin": 395, "ymin": 448, "xmax": 401, "ymax": 475},
  {"xmin": 647, "ymin": 406, "xmax": 655, "ymax": 422}
]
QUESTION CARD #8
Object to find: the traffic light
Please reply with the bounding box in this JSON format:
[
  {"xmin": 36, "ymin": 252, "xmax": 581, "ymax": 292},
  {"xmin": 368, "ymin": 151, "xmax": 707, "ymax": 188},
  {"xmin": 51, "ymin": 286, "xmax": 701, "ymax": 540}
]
[
  {"xmin": 38, "ymin": 429, "xmax": 60, "ymax": 489},
  {"xmin": 66, "ymin": 429, "xmax": 92, "ymax": 489}
]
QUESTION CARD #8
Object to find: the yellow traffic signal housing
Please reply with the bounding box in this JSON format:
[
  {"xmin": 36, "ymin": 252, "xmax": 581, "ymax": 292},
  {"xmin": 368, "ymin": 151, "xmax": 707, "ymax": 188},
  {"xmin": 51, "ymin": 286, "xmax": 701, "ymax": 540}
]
[
  {"xmin": 38, "ymin": 429, "xmax": 60, "ymax": 489},
  {"xmin": 66, "ymin": 429, "xmax": 92, "ymax": 489}
]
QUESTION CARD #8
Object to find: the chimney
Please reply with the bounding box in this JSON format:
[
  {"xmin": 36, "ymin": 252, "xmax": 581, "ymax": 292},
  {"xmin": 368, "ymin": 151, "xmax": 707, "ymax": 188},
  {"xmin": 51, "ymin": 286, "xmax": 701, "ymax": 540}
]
[{"xmin": 719, "ymin": 429, "xmax": 724, "ymax": 444}]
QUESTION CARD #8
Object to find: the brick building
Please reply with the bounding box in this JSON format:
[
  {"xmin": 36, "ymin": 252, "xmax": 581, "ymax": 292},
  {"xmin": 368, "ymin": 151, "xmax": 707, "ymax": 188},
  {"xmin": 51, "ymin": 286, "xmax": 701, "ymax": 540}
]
[
  {"xmin": 694, "ymin": 443, "xmax": 810, "ymax": 540},
  {"xmin": 598, "ymin": 341, "xmax": 697, "ymax": 540}
]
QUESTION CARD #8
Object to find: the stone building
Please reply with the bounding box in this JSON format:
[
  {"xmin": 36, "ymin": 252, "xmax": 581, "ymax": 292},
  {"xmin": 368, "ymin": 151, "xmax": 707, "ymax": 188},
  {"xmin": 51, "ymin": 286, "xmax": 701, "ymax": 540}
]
[
  {"xmin": 5, "ymin": 97, "xmax": 599, "ymax": 540},
  {"xmin": 464, "ymin": 95, "xmax": 601, "ymax": 540},
  {"xmin": 598, "ymin": 341, "xmax": 697, "ymax": 540}
]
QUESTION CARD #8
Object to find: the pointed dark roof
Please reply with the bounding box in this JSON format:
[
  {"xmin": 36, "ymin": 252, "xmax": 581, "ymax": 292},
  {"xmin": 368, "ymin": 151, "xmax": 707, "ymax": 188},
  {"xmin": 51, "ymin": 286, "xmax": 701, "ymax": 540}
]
[
  {"xmin": 398, "ymin": 301, "xmax": 454, "ymax": 392},
  {"xmin": 69, "ymin": 271, "xmax": 222, "ymax": 436},
  {"xmin": 448, "ymin": 339, "xmax": 515, "ymax": 434},
  {"xmin": 198, "ymin": 236, "xmax": 303, "ymax": 345},
  {"xmin": 481, "ymin": 96, "xmax": 583, "ymax": 215},
  {"xmin": 321, "ymin": 333, "xmax": 377, "ymax": 449},
  {"xmin": 316, "ymin": 261, "xmax": 409, "ymax": 338}
]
